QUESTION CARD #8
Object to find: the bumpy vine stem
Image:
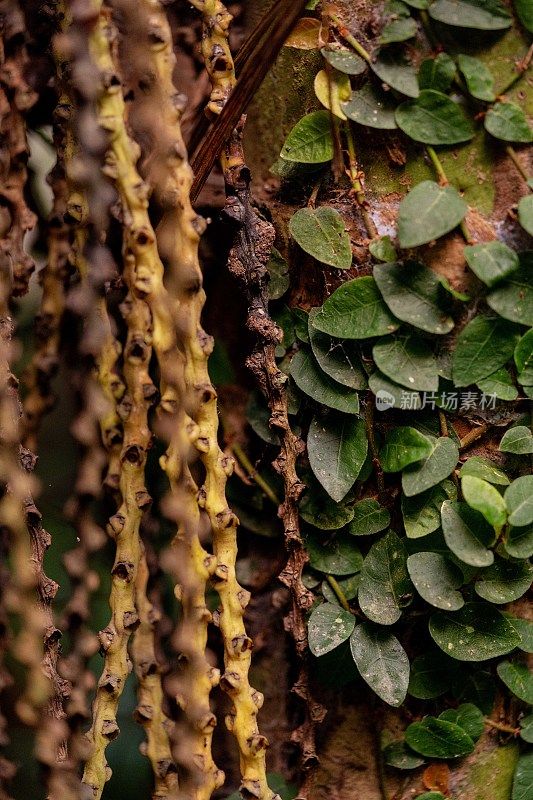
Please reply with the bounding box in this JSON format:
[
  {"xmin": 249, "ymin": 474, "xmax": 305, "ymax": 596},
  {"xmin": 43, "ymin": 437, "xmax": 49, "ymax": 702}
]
[{"xmin": 189, "ymin": 0, "xmax": 235, "ymax": 116}]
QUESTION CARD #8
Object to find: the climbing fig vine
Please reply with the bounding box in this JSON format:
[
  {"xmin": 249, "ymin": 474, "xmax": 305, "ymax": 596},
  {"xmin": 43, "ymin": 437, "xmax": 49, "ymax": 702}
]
[{"xmin": 0, "ymin": 1, "xmax": 531, "ymax": 800}]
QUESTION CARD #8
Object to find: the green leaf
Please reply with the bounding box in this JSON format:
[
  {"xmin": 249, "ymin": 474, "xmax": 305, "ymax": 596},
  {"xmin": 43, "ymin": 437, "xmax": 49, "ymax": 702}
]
[
  {"xmin": 396, "ymin": 90, "xmax": 475, "ymax": 145},
  {"xmin": 349, "ymin": 499, "xmax": 391, "ymax": 536},
  {"xmin": 505, "ymin": 525, "xmax": 533, "ymax": 559},
  {"xmin": 428, "ymin": 0, "xmax": 512, "ymax": 30},
  {"xmin": 403, "ymin": 0, "xmax": 429, "ymax": 7},
  {"xmin": 451, "ymin": 669, "xmax": 496, "ymax": 713},
  {"xmin": 373, "ymin": 333, "xmax": 439, "ymax": 392},
  {"xmin": 267, "ymin": 247, "xmax": 290, "ymax": 299},
  {"xmin": 416, "ymin": 794, "xmax": 446, "ymax": 800},
  {"xmin": 247, "ymin": 392, "xmax": 279, "ymax": 445},
  {"xmin": 487, "ymin": 256, "xmax": 533, "ymax": 325},
  {"xmin": 405, "ymin": 717, "xmax": 475, "ymax": 758},
  {"xmin": 475, "ymin": 559, "xmax": 533, "ymax": 604},
  {"xmin": 505, "ymin": 476, "xmax": 533, "ymax": 527},
  {"xmin": 418, "ymin": 53, "xmax": 456, "ymax": 92},
  {"xmin": 312, "ymin": 276, "xmax": 399, "ymax": 339},
  {"xmin": 512, "ymin": 752, "xmax": 533, "ymax": 800},
  {"xmin": 280, "ymin": 110, "xmax": 334, "ymax": 163},
  {"xmin": 308, "ymin": 412, "xmax": 368, "ymax": 502},
  {"xmin": 289, "ymin": 207, "xmax": 352, "ymax": 269},
  {"xmin": 397, "ymin": 180, "xmax": 468, "ymax": 248},
  {"xmin": 477, "ymin": 367, "xmax": 518, "ymax": 401},
  {"xmin": 369, "ymin": 371, "xmax": 423, "ymax": 411},
  {"xmin": 290, "ymin": 349, "xmax": 360, "ymax": 413},
  {"xmin": 374, "ymin": 260, "xmax": 454, "ymax": 334},
  {"xmin": 518, "ymin": 195, "xmax": 533, "ymax": 237},
  {"xmin": 508, "ymin": 617, "xmax": 533, "ymax": 653},
  {"xmin": 485, "ymin": 102, "xmax": 533, "ymax": 144},
  {"xmin": 305, "ymin": 530, "xmax": 363, "ymax": 575},
  {"xmin": 380, "ymin": 16, "xmax": 418, "ymax": 43},
  {"xmin": 402, "ymin": 480, "xmax": 456, "ymax": 539},
  {"xmin": 308, "ymin": 310, "xmax": 367, "ymax": 389},
  {"xmin": 460, "ymin": 456, "xmax": 509, "ymax": 486},
  {"xmin": 308, "ymin": 602, "xmax": 355, "ymax": 657},
  {"xmin": 452, "ymin": 316, "xmax": 518, "ymax": 387},
  {"xmin": 350, "ymin": 623, "xmax": 410, "ymax": 706},
  {"xmin": 382, "ymin": 741, "xmax": 425, "ymax": 770},
  {"xmin": 342, "ymin": 83, "xmax": 398, "ymax": 130},
  {"xmin": 369, "ymin": 235, "xmax": 397, "ymax": 262},
  {"xmin": 402, "ymin": 437, "xmax": 459, "ymax": 497},
  {"xmin": 520, "ymin": 714, "xmax": 533, "ymax": 743},
  {"xmin": 380, "ymin": 426, "xmax": 434, "ymax": 473},
  {"xmin": 441, "ymin": 500, "xmax": 495, "ymax": 567},
  {"xmin": 408, "ymin": 651, "xmax": 456, "ymax": 698},
  {"xmin": 371, "ymin": 51, "xmax": 419, "ymax": 97},
  {"xmin": 515, "ymin": 329, "xmax": 533, "ymax": 378},
  {"xmin": 322, "ymin": 574, "xmax": 360, "ymax": 604},
  {"xmin": 300, "ymin": 480, "xmax": 355, "ymax": 530},
  {"xmin": 321, "ymin": 47, "xmax": 367, "ymax": 75},
  {"xmin": 462, "ymin": 475, "xmax": 507, "ymax": 529},
  {"xmin": 497, "ymin": 660, "xmax": 533, "ymax": 705},
  {"xmin": 429, "ymin": 602, "xmax": 521, "ymax": 661},
  {"xmin": 457, "ymin": 54, "xmax": 495, "ymax": 101},
  {"xmin": 500, "ymin": 426, "xmax": 533, "ymax": 454},
  {"xmin": 407, "ymin": 552, "xmax": 464, "ymax": 610},
  {"xmin": 358, "ymin": 531, "xmax": 413, "ymax": 625},
  {"xmin": 439, "ymin": 703, "xmax": 484, "ymax": 740},
  {"xmin": 464, "ymin": 241, "xmax": 519, "ymax": 287},
  {"xmin": 514, "ymin": 0, "xmax": 533, "ymax": 31},
  {"xmin": 314, "ymin": 68, "xmax": 351, "ymax": 120}
]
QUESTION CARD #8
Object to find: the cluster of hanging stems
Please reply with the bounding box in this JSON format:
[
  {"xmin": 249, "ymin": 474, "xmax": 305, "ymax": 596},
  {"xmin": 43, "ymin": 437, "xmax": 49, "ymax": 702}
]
[{"xmin": 0, "ymin": 0, "xmax": 303, "ymax": 798}]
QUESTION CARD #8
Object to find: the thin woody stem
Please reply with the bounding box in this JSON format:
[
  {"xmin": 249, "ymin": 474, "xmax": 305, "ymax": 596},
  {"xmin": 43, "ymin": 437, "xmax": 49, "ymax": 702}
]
[
  {"xmin": 344, "ymin": 122, "xmax": 378, "ymax": 238},
  {"xmin": 505, "ymin": 145, "xmax": 531, "ymax": 185},
  {"xmin": 328, "ymin": 11, "xmax": 372, "ymax": 63},
  {"xmin": 232, "ymin": 442, "xmax": 282, "ymax": 507}
]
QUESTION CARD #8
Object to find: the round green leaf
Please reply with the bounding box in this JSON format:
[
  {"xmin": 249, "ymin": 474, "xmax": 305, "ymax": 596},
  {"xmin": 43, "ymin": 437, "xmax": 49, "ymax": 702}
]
[
  {"xmin": 487, "ymin": 256, "xmax": 533, "ymax": 326},
  {"xmin": 290, "ymin": 349, "xmax": 360, "ymax": 413},
  {"xmin": 308, "ymin": 602, "xmax": 355, "ymax": 657},
  {"xmin": 402, "ymin": 437, "xmax": 459, "ymax": 497},
  {"xmin": 300, "ymin": 481, "xmax": 355, "ymax": 530},
  {"xmin": 500, "ymin": 426, "xmax": 533, "ymax": 454},
  {"xmin": 369, "ymin": 371, "xmax": 423, "ymax": 411},
  {"xmin": 312, "ymin": 276, "xmax": 399, "ymax": 339},
  {"xmin": 373, "ymin": 333, "xmax": 439, "ymax": 392},
  {"xmin": 342, "ymin": 83, "xmax": 398, "ymax": 129},
  {"xmin": 439, "ymin": 703, "xmax": 484, "ymax": 741},
  {"xmin": 308, "ymin": 310, "xmax": 367, "ymax": 389},
  {"xmin": 505, "ymin": 525, "xmax": 533, "ymax": 559},
  {"xmin": 349, "ymin": 499, "xmax": 391, "ymax": 536},
  {"xmin": 407, "ymin": 552, "xmax": 464, "ymax": 610},
  {"xmin": 518, "ymin": 195, "xmax": 533, "ymax": 237},
  {"xmin": 308, "ymin": 412, "xmax": 368, "ymax": 502},
  {"xmin": 452, "ymin": 316, "xmax": 518, "ymax": 387},
  {"xmin": 485, "ymin": 102, "xmax": 533, "ymax": 144},
  {"xmin": 505, "ymin": 476, "xmax": 533, "ymax": 527},
  {"xmin": 462, "ymin": 475, "xmax": 507, "ymax": 529},
  {"xmin": 321, "ymin": 47, "xmax": 367, "ymax": 75},
  {"xmin": 429, "ymin": 602, "xmax": 521, "ymax": 661},
  {"xmin": 402, "ymin": 480, "xmax": 456, "ymax": 539},
  {"xmin": 267, "ymin": 247, "xmax": 290, "ymax": 300},
  {"xmin": 289, "ymin": 207, "xmax": 352, "ymax": 269},
  {"xmin": 371, "ymin": 51, "xmax": 419, "ymax": 97},
  {"xmin": 464, "ymin": 241, "xmax": 519, "ymax": 287},
  {"xmin": 514, "ymin": 0, "xmax": 533, "ymax": 31},
  {"xmin": 508, "ymin": 617, "xmax": 533, "ymax": 654},
  {"xmin": 369, "ymin": 235, "xmax": 397, "ymax": 262},
  {"xmin": 459, "ymin": 456, "xmax": 509, "ymax": 486},
  {"xmin": 396, "ymin": 90, "xmax": 474, "ymax": 145},
  {"xmin": 350, "ymin": 622, "xmax": 410, "ymax": 706},
  {"xmin": 405, "ymin": 717, "xmax": 475, "ymax": 758},
  {"xmin": 408, "ymin": 651, "xmax": 456, "ymax": 699},
  {"xmin": 418, "ymin": 53, "xmax": 456, "ymax": 91},
  {"xmin": 497, "ymin": 660, "xmax": 533, "ymax": 705},
  {"xmin": 515, "ymin": 328, "xmax": 533, "ymax": 377},
  {"xmin": 441, "ymin": 500, "xmax": 495, "ymax": 567},
  {"xmin": 358, "ymin": 530, "xmax": 413, "ymax": 625},
  {"xmin": 305, "ymin": 530, "xmax": 363, "ymax": 575},
  {"xmin": 477, "ymin": 366, "xmax": 518, "ymax": 401},
  {"xmin": 382, "ymin": 741, "xmax": 425, "ymax": 770},
  {"xmin": 380, "ymin": 426, "xmax": 434, "ymax": 472},
  {"xmin": 380, "ymin": 16, "xmax": 418, "ymax": 44},
  {"xmin": 280, "ymin": 110, "xmax": 334, "ymax": 163},
  {"xmin": 374, "ymin": 260, "xmax": 454, "ymax": 334},
  {"xmin": 457, "ymin": 54, "xmax": 495, "ymax": 101},
  {"xmin": 512, "ymin": 752, "xmax": 533, "ymax": 800},
  {"xmin": 397, "ymin": 181, "xmax": 468, "ymax": 249},
  {"xmin": 475, "ymin": 559, "xmax": 533, "ymax": 604},
  {"xmin": 428, "ymin": 0, "xmax": 512, "ymax": 30},
  {"xmin": 521, "ymin": 714, "xmax": 533, "ymax": 743}
]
